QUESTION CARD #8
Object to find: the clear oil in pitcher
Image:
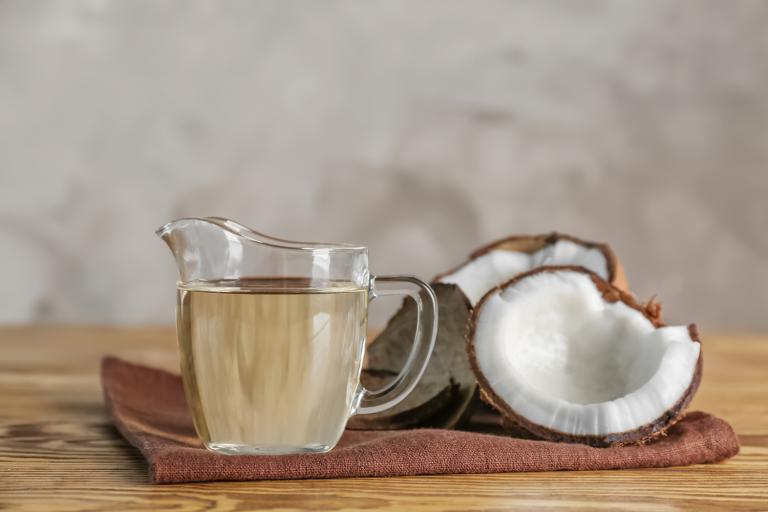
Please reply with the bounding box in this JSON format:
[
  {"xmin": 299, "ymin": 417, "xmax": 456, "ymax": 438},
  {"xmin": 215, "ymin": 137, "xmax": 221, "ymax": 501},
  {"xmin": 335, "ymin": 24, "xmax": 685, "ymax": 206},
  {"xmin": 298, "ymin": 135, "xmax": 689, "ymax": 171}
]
[{"xmin": 176, "ymin": 278, "xmax": 368, "ymax": 454}]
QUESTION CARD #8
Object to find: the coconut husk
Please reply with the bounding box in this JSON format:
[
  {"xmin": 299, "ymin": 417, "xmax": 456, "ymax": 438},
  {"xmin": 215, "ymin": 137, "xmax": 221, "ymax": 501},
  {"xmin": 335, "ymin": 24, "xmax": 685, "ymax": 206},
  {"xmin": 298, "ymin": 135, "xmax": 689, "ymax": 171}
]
[{"xmin": 348, "ymin": 283, "xmax": 475, "ymax": 430}]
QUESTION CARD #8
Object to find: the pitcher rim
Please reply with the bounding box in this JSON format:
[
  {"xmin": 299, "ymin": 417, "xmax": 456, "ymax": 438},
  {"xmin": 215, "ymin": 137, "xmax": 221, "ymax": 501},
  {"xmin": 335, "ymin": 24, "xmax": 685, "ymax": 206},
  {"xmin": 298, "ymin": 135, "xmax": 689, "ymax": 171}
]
[{"xmin": 155, "ymin": 217, "xmax": 368, "ymax": 253}]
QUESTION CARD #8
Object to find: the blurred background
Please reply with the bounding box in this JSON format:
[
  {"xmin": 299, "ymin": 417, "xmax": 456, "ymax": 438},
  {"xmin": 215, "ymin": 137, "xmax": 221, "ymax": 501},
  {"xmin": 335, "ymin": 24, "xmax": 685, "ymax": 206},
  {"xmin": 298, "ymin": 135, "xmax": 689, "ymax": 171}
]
[{"xmin": 1, "ymin": 0, "xmax": 766, "ymax": 330}]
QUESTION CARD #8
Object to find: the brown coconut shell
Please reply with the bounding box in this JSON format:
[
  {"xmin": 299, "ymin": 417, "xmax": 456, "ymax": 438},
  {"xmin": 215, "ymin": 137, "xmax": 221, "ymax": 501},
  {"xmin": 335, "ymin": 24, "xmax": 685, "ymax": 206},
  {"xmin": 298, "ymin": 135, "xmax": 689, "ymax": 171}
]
[
  {"xmin": 467, "ymin": 266, "xmax": 703, "ymax": 447},
  {"xmin": 434, "ymin": 232, "xmax": 629, "ymax": 293},
  {"xmin": 348, "ymin": 283, "xmax": 476, "ymax": 430},
  {"xmin": 348, "ymin": 369, "xmax": 460, "ymax": 429}
]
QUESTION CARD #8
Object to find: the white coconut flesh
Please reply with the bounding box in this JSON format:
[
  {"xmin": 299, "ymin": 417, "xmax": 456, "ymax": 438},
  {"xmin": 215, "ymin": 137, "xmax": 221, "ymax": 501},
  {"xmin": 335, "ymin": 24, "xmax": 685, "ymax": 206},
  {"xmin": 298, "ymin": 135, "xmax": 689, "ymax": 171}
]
[
  {"xmin": 473, "ymin": 271, "xmax": 700, "ymax": 436},
  {"xmin": 440, "ymin": 240, "xmax": 610, "ymax": 304}
]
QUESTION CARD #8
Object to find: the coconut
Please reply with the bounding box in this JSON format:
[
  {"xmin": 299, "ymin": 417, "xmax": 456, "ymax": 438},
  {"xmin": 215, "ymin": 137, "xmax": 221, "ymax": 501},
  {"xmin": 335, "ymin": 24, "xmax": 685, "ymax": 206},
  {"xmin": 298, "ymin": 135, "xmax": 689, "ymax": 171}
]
[
  {"xmin": 354, "ymin": 234, "xmax": 631, "ymax": 431},
  {"xmin": 436, "ymin": 233, "xmax": 628, "ymax": 305},
  {"xmin": 468, "ymin": 266, "xmax": 702, "ymax": 447}
]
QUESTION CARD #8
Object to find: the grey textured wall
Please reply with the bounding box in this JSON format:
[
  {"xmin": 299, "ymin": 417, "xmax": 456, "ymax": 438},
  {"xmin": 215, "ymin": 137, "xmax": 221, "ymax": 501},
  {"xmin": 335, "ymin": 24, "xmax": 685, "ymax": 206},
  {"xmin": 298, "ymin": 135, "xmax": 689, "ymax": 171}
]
[{"xmin": 1, "ymin": 1, "xmax": 767, "ymax": 330}]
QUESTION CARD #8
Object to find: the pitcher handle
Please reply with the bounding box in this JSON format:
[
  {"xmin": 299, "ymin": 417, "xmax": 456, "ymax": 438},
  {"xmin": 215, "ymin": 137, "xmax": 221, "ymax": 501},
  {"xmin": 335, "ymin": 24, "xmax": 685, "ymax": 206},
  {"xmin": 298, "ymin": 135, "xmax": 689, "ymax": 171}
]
[{"xmin": 354, "ymin": 275, "xmax": 438, "ymax": 415}]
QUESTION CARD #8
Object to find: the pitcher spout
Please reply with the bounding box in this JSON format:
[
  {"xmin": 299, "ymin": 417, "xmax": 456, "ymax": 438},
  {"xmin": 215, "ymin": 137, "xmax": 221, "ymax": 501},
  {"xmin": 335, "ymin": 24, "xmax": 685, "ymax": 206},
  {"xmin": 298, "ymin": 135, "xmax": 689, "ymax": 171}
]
[{"xmin": 155, "ymin": 219, "xmax": 183, "ymax": 253}]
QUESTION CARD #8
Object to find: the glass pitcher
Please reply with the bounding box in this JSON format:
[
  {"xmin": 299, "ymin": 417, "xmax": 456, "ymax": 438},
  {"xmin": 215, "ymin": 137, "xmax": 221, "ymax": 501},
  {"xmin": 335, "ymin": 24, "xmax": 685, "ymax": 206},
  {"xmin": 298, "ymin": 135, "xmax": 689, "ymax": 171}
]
[{"xmin": 157, "ymin": 217, "xmax": 437, "ymax": 455}]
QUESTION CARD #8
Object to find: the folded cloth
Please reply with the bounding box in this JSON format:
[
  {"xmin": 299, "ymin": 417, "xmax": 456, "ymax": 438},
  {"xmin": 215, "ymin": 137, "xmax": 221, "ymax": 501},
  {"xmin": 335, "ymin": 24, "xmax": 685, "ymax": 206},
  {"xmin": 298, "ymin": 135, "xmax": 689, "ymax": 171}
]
[{"xmin": 101, "ymin": 356, "xmax": 739, "ymax": 484}]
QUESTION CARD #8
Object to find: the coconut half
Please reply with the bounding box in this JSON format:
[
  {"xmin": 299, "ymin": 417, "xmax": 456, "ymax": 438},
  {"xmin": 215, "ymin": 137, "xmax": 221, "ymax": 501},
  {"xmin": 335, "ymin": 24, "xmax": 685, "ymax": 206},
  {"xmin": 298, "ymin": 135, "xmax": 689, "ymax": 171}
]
[
  {"xmin": 468, "ymin": 267, "xmax": 702, "ymax": 447},
  {"xmin": 436, "ymin": 233, "xmax": 627, "ymax": 305}
]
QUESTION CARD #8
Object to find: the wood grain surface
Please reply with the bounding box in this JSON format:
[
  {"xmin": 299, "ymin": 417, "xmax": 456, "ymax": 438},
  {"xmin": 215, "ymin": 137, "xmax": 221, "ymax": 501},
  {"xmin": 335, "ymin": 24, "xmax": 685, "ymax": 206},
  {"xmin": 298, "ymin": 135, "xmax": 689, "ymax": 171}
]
[{"xmin": 0, "ymin": 326, "xmax": 766, "ymax": 511}]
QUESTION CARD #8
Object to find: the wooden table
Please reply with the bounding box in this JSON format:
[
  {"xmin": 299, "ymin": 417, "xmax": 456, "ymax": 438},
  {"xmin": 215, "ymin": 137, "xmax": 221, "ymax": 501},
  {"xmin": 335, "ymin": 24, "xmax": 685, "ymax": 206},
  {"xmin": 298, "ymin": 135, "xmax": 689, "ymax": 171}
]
[{"xmin": 1, "ymin": 326, "xmax": 766, "ymax": 511}]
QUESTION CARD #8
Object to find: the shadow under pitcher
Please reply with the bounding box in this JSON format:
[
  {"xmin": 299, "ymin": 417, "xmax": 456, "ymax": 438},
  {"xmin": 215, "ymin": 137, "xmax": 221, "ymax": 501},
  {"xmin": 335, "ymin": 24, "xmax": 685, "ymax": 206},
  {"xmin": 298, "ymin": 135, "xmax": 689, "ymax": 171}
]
[{"xmin": 157, "ymin": 217, "xmax": 438, "ymax": 455}]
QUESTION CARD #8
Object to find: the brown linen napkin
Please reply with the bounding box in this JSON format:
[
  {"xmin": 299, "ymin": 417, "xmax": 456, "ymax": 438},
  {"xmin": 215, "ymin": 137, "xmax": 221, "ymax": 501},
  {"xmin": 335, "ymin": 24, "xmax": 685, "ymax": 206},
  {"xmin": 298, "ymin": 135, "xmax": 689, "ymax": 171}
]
[{"xmin": 101, "ymin": 356, "xmax": 739, "ymax": 484}]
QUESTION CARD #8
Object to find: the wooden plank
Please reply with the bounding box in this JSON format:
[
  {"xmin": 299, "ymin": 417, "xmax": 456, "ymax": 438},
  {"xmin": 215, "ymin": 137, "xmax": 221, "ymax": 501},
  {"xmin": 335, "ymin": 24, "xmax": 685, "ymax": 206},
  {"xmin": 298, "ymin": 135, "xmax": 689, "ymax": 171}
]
[{"xmin": 0, "ymin": 326, "xmax": 766, "ymax": 511}]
